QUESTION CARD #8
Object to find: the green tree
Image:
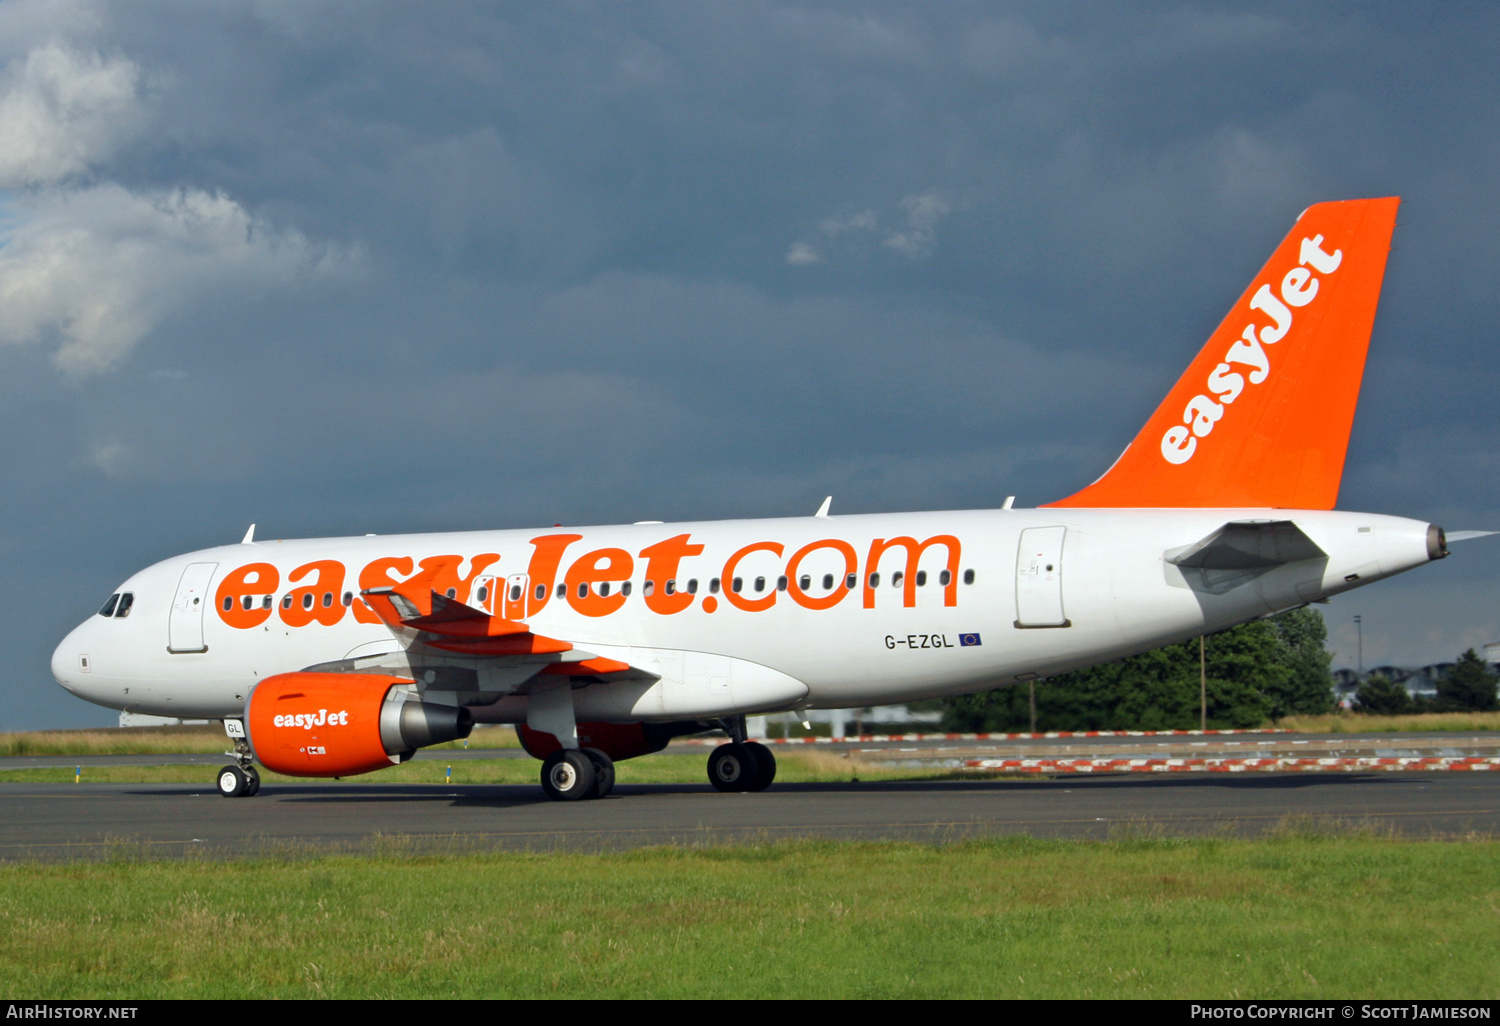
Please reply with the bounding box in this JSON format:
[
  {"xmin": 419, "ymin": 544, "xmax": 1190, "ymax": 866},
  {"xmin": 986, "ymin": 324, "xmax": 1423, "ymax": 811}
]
[
  {"xmin": 1435, "ymin": 649, "xmax": 1499, "ymax": 711},
  {"xmin": 943, "ymin": 608, "xmax": 1333, "ymax": 732},
  {"xmin": 1354, "ymin": 674, "xmax": 1411, "ymax": 715},
  {"xmin": 1264, "ymin": 606, "xmax": 1335, "ymax": 717}
]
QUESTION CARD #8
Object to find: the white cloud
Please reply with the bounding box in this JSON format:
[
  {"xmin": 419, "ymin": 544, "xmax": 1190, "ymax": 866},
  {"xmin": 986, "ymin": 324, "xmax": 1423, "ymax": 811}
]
[
  {"xmin": 785, "ymin": 241, "xmax": 820, "ymax": 265},
  {"xmin": 819, "ymin": 209, "xmax": 877, "ymax": 237},
  {"xmin": 0, "ymin": 42, "xmax": 142, "ymax": 187},
  {"xmin": 882, "ymin": 192, "xmax": 951, "ymax": 258},
  {"xmin": 0, "ymin": 42, "xmax": 355, "ymax": 376},
  {"xmin": 791, "ymin": 195, "xmax": 952, "ymax": 264},
  {"xmin": 81, "ymin": 437, "xmax": 132, "ymax": 477},
  {"xmin": 0, "ymin": 185, "xmax": 356, "ymax": 376}
]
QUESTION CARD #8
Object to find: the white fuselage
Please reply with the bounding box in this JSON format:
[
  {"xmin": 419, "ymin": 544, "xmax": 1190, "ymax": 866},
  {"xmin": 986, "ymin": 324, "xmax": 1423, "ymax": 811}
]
[{"xmin": 51, "ymin": 507, "xmax": 1435, "ymax": 722}]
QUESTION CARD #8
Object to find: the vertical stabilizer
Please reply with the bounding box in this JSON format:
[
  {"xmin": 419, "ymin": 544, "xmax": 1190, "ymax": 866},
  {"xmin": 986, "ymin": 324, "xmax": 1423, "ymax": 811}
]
[{"xmin": 1047, "ymin": 197, "xmax": 1399, "ymax": 509}]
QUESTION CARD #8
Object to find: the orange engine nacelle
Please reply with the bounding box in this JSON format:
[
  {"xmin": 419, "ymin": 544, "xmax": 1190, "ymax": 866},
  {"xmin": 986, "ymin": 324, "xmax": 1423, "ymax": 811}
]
[{"xmin": 246, "ymin": 672, "xmax": 473, "ymax": 778}]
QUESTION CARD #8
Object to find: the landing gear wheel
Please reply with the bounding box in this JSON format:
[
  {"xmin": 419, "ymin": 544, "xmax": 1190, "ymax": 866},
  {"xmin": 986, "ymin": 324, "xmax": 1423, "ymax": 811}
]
[
  {"xmin": 540, "ymin": 750, "xmax": 597, "ymax": 801},
  {"xmin": 580, "ymin": 748, "xmax": 615, "ymax": 799},
  {"xmin": 743, "ymin": 742, "xmax": 776, "ymax": 791},
  {"xmin": 242, "ymin": 765, "xmax": 261, "ymax": 797},
  {"xmin": 216, "ymin": 765, "xmax": 248, "ymax": 798},
  {"xmin": 708, "ymin": 743, "xmax": 760, "ymax": 792}
]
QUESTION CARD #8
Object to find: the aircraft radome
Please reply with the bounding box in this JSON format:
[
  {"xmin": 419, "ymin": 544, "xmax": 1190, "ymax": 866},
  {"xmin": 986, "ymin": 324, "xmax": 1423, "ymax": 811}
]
[{"xmin": 52, "ymin": 197, "xmax": 1490, "ymax": 801}]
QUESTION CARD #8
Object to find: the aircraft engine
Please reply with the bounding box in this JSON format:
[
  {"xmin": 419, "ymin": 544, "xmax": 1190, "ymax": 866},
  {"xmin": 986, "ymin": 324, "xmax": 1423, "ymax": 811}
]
[{"xmin": 245, "ymin": 672, "xmax": 472, "ymax": 778}]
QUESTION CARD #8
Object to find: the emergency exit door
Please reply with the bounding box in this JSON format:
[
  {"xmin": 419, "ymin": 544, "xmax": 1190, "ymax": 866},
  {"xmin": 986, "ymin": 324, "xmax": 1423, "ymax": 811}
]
[
  {"xmin": 472, "ymin": 576, "xmax": 498, "ymax": 613},
  {"xmin": 504, "ymin": 574, "xmax": 530, "ymax": 620},
  {"xmin": 168, "ymin": 562, "xmax": 218, "ymax": 653},
  {"xmin": 1015, "ymin": 527, "xmax": 1069, "ymax": 628}
]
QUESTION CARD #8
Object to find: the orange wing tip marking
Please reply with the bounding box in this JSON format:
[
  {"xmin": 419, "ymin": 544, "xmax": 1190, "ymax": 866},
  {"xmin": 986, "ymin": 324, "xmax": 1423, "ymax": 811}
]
[
  {"xmin": 541, "ymin": 657, "xmax": 632, "ymax": 676},
  {"xmin": 363, "ymin": 586, "xmax": 531, "ymax": 639},
  {"xmin": 363, "ymin": 583, "xmax": 574, "ymax": 657}
]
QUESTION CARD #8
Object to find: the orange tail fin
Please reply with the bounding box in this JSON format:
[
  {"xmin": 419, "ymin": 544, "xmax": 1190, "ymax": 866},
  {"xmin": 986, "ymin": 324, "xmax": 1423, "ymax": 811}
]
[{"xmin": 1047, "ymin": 197, "xmax": 1399, "ymax": 510}]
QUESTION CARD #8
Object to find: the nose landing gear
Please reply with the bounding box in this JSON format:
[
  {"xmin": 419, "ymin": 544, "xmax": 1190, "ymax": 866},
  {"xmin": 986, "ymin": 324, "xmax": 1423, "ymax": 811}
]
[
  {"xmin": 216, "ymin": 763, "xmax": 260, "ymax": 797},
  {"xmin": 216, "ymin": 722, "xmax": 261, "ymax": 797}
]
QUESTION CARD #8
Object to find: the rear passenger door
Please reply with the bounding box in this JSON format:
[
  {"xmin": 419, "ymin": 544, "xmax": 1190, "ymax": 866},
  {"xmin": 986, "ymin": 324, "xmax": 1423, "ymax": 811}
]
[{"xmin": 1015, "ymin": 527, "xmax": 1069, "ymax": 628}]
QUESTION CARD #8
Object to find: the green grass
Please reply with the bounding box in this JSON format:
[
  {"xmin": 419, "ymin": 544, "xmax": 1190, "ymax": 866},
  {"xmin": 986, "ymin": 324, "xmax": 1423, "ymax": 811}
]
[
  {"xmin": 0, "ymin": 751, "xmax": 987, "ymax": 787},
  {"xmin": 1276, "ymin": 711, "xmax": 1500, "ymax": 733},
  {"xmin": 6, "ymin": 711, "xmax": 1494, "ymax": 760},
  {"xmin": 0, "ymin": 723, "xmax": 522, "ymax": 756},
  {"xmin": 0, "ymin": 833, "xmax": 1494, "ymax": 998}
]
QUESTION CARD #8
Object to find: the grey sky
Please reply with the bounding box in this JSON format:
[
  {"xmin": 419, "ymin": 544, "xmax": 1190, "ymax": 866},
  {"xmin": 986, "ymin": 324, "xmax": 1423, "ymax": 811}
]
[{"xmin": 3, "ymin": 2, "xmax": 1498, "ymax": 728}]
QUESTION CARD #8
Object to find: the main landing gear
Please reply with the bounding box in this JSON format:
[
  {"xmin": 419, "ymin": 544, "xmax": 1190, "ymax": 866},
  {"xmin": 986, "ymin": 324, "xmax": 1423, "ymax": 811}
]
[
  {"xmin": 707, "ymin": 716, "xmax": 776, "ymax": 793},
  {"xmin": 217, "ymin": 729, "xmax": 260, "ymax": 798},
  {"xmin": 540, "ymin": 747, "xmax": 615, "ymax": 801}
]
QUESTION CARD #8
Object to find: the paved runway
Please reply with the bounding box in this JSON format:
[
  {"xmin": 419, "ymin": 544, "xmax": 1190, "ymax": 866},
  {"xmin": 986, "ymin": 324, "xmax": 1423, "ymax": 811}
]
[{"xmin": 1, "ymin": 773, "xmax": 1495, "ymax": 858}]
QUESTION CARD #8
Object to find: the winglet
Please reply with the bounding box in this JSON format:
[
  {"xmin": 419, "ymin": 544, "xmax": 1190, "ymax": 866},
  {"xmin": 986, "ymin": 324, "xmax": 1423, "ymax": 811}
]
[
  {"xmin": 241, "ymin": 524, "xmax": 255, "ymax": 544},
  {"xmin": 815, "ymin": 496, "xmax": 832, "ymax": 518},
  {"xmin": 1047, "ymin": 198, "xmax": 1400, "ymax": 509}
]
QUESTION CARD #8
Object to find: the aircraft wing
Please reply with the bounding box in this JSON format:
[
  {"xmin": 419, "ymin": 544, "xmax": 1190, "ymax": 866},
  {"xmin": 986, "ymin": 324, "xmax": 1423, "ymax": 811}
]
[{"xmin": 361, "ymin": 582, "xmax": 639, "ymax": 681}]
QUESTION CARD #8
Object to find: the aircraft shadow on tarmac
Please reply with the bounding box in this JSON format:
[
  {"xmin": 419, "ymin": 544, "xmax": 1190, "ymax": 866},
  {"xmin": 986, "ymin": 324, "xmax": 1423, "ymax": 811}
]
[{"xmin": 131, "ymin": 772, "xmax": 1420, "ymax": 809}]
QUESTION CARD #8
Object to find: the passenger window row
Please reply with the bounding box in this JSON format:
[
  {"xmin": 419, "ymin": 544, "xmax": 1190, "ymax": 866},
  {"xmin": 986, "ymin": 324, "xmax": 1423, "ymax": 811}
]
[
  {"xmin": 205, "ymin": 567, "xmax": 981, "ymax": 616},
  {"xmin": 542, "ymin": 569, "xmax": 978, "ymax": 600},
  {"xmin": 224, "ymin": 591, "xmax": 351, "ymax": 612}
]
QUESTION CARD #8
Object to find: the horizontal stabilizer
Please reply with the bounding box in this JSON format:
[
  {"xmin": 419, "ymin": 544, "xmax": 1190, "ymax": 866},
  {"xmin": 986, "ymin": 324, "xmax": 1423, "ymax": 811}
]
[
  {"xmin": 1445, "ymin": 530, "xmax": 1498, "ymax": 544},
  {"xmin": 1168, "ymin": 520, "xmax": 1326, "ymax": 570}
]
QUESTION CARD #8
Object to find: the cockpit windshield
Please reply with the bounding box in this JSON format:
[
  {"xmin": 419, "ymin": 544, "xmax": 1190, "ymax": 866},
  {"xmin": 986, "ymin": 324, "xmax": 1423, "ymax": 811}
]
[
  {"xmin": 114, "ymin": 592, "xmax": 134, "ymax": 618},
  {"xmin": 98, "ymin": 594, "xmax": 119, "ymax": 617}
]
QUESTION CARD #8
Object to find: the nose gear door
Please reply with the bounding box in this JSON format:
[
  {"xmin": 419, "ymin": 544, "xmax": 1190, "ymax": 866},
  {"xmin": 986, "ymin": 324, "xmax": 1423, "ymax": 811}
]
[{"xmin": 168, "ymin": 562, "xmax": 219, "ymax": 653}]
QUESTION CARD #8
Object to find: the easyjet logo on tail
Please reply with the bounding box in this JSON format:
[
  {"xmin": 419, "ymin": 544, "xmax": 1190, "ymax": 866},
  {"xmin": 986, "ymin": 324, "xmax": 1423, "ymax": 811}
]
[
  {"xmin": 1043, "ymin": 195, "xmax": 1397, "ymax": 510},
  {"xmin": 1160, "ymin": 234, "xmax": 1343, "ymax": 466}
]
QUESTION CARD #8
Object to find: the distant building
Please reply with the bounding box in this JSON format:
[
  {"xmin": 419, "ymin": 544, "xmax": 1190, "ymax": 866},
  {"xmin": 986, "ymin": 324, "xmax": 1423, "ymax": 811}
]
[
  {"xmin": 1332, "ymin": 657, "xmax": 1499, "ymax": 707},
  {"xmin": 747, "ymin": 704, "xmax": 941, "ymax": 739}
]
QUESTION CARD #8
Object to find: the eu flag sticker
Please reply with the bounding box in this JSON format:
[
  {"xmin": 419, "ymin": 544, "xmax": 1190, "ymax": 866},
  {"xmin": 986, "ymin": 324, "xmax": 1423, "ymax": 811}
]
[{"xmin": 959, "ymin": 633, "xmax": 982, "ymax": 647}]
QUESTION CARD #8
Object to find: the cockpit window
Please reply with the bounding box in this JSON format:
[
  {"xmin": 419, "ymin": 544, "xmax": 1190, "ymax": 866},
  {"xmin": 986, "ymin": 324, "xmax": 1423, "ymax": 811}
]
[
  {"xmin": 98, "ymin": 594, "xmax": 119, "ymax": 617},
  {"xmin": 114, "ymin": 593, "xmax": 134, "ymax": 618}
]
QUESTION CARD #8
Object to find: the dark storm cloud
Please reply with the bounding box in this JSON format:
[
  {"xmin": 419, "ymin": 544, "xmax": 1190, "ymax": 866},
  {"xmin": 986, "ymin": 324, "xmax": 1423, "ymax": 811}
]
[{"xmin": 2, "ymin": 2, "xmax": 1499, "ymax": 727}]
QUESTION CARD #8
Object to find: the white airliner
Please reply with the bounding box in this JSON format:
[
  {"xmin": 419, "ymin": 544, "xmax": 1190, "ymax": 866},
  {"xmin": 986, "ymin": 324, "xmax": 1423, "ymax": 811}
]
[{"xmin": 50, "ymin": 197, "xmax": 1484, "ymax": 801}]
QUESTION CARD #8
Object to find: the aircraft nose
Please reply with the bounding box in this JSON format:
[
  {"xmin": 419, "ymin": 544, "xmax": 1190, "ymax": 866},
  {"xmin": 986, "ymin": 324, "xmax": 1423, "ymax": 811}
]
[{"xmin": 51, "ymin": 621, "xmax": 91, "ymax": 696}]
